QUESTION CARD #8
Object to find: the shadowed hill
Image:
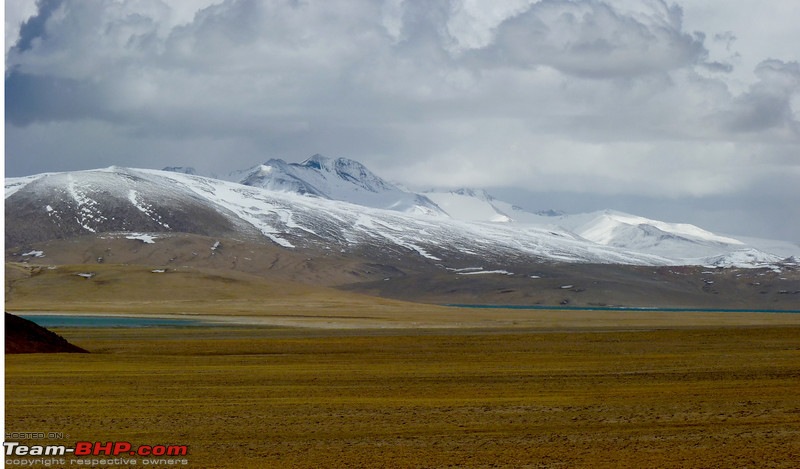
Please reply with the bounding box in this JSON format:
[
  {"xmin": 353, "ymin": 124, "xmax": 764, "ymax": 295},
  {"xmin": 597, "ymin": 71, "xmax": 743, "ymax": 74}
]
[{"xmin": 5, "ymin": 313, "xmax": 88, "ymax": 354}]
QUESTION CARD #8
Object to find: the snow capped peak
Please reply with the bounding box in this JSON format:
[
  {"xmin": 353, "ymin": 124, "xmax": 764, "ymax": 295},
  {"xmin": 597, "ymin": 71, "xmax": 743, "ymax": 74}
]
[
  {"xmin": 236, "ymin": 159, "xmax": 322, "ymax": 197},
  {"xmin": 162, "ymin": 166, "xmax": 197, "ymax": 175},
  {"xmin": 452, "ymin": 188, "xmax": 494, "ymax": 202},
  {"xmin": 298, "ymin": 154, "xmax": 370, "ymax": 178},
  {"xmin": 233, "ymin": 155, "xmax": 445, "ymax": 216},
  {"xmin": 261, "ymin": 158, "xmax": 291, "ymax": 170},
  {"xmin": 299, "ymin": 153, "xmax": 332, "ymax": 170},
  {"xmin": 325, "ymin": 156, "xmax": 391, "ymax": 193}
]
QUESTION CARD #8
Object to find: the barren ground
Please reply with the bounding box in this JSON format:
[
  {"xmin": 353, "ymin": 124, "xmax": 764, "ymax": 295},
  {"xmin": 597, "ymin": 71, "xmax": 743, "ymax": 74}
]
[
  {"xmin": 6, "ymin": 261, "xmax": 800, "ymax": 467},
  {"xmin": 6, "ymin": 324, "xmax": 800, "ymax": 468}
]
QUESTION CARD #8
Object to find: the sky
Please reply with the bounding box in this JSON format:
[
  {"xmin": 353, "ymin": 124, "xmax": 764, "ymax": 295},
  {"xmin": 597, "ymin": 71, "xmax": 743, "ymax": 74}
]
[{"xmin": 4, "ymin": 0, "xmax": 800, "ymax": 242}]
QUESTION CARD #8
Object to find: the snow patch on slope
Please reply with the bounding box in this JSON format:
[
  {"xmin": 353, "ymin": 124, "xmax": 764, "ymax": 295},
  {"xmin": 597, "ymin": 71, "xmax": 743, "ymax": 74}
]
[
  {"xmin": 169, "ymin": 176, "xmax": 297, "ymax": 248},
  {"xmin": 66, "ymin": 174, "xmax": 104, "ymax": 232},
  {"xmin": 126, "ymin": 233, "xmax": 157, "ymax": 244},
  {"xmin": 128, "ymin": 190, "xmax": 170, "ymax": 229},
  {"xmin": 457, "ymin": 270, "xmax": 514, "ymax": 276},
  {"xmin": 701, "ymin": 249, "xmax": 785, "ymax": 269},
  {"xmin": 22, "ymin": 250, "xmax": 45, "ymax": 258},
  {"xmin": 425, "ymin": 189, "xmax": 512, "ymax": 222},
  {"xmin": 5, "ymin": 174, "xmax": 49, "ymax": 198}
]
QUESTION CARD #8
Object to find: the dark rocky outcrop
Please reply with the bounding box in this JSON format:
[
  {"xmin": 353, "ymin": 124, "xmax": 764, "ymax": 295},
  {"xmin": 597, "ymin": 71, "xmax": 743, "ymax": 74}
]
[{"xmin": 5, "ymin": 312, "xmax": 88, "ymax": 354}]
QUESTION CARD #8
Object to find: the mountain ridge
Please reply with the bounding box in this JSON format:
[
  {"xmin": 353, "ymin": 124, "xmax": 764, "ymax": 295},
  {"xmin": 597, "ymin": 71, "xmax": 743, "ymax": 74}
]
[
  {"xmin": 4, "ymin": 166, "xmax": 674, "ymax": 265},
  {"xmin": 5, "ymin": 161, "xmax": 798, "ymax": 270}
]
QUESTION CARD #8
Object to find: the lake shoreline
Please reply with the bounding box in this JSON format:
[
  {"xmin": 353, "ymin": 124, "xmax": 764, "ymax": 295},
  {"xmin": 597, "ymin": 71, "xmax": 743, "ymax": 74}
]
[{"xmin": 12, "ymin": 307, "xmax": 800, "ymax": 330}]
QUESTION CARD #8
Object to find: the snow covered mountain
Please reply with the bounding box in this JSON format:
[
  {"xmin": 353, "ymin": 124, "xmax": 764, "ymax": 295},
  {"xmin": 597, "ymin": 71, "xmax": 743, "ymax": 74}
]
[
  {"xmin": 5, "ymin": 163, "xmax": 797, "ymax": 269},
  {"xmin": 7, "ymin": 163, "xmax": 799, "ymax": 311},
  {"xmin": 5, "ymin": 167, "xmax": 671, "ymax": 266},
  {"xmin": 224, "ymin": 157, "xmax": 782, "ymax": 266},
  {"xmin": 423, "ymin": 189, "xmax": 799, "ymax": 265},
  {"xmin": 229, "ymin": 154, "xmax": 445, "ymax": 216},
  {"xmin": 553, "ymin": 210, "xmax": 747, "ymax": 260}
]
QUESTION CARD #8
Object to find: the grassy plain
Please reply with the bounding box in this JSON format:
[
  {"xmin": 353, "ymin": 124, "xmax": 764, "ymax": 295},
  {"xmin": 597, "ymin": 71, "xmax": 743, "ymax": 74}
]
[{"xmin": 6, "ymin": 325, "xmax": 800, "ymax": 468}]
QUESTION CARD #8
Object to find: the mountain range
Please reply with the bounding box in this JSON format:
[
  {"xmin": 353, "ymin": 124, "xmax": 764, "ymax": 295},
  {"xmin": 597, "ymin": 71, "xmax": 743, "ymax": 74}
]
[{"xmin": 5, "ymin": 155, "xmax": 799, "ymax": 309}]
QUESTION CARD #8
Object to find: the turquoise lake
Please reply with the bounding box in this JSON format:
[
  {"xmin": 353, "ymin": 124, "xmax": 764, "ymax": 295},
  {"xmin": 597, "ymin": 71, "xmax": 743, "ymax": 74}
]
[{"xmin": 18, "ymin": 315, "xmax": 210, "ymax": 328}]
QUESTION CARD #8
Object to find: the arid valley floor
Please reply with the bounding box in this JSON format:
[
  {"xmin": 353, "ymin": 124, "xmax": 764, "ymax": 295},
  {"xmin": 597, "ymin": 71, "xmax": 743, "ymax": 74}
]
[
  {"xmin": 6, "ymin": 310, "xmax": 800, "ymax": 468},
  {"xmin": 5, "ymin": 261, "xmax": 800, "ymax": 467}
]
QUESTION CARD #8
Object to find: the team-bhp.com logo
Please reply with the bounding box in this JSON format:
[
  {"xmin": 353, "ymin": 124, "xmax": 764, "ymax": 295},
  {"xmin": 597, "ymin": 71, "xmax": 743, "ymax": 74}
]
[{"xmin": 5, "ymin": 441, "xmax": 189, "ymax": 466}]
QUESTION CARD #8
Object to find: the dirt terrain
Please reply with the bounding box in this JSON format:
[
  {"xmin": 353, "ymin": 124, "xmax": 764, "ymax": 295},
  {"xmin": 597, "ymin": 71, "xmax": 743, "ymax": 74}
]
[
  {"xmin": 6, "ymin": 325, "xmax": 800, "ymax": 468},
  {"xmin": 6, "ymin": 254, "xmax": 800, "ymax": 467}
]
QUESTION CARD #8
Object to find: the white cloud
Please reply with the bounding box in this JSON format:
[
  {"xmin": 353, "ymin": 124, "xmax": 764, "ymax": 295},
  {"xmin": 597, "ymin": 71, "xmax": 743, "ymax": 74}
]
[
  {"xmin": 474, "ymin": 0, "xmax": 706, "ymax": 78},
  {"xmin": 445, "ymin": 0, "xmax": 533, "ymax": 52},
  {"xmin": 4, "ymin": 0, "xmax": 800, "ymax": 240}
]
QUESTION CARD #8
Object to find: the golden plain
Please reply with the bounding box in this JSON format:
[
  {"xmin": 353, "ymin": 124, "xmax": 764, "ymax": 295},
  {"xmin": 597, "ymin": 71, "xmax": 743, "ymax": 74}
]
[{"xmin": 6, "ymin": 323, "xmax": 800, "ymax": 468}]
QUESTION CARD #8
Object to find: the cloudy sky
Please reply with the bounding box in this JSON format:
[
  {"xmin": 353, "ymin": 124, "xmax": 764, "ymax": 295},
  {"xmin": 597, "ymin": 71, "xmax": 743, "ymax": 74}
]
[{"xmin": 4, "ymin": 0, "xmax": 800, "ymax": 242}]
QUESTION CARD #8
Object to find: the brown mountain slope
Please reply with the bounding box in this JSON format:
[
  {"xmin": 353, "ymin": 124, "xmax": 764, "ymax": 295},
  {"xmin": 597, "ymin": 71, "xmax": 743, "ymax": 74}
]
[{"xmin": 6, "ymin": 233, "xmax": 799, "ymax": 311}]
